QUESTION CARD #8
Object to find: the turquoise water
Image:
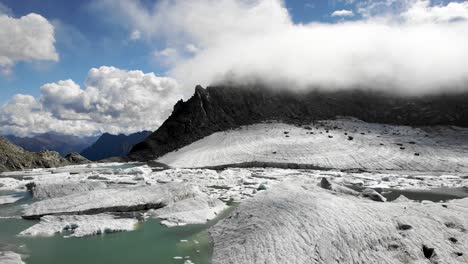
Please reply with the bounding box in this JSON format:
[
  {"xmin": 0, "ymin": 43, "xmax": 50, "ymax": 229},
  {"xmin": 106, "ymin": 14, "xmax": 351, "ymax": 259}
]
[
  {"xmin": 0, "ymin": 218, "xmax": 213, "ymax": 264},
  {"xmin": 0, "ymin": 191, "xmax": 234, "ymax": 264}
]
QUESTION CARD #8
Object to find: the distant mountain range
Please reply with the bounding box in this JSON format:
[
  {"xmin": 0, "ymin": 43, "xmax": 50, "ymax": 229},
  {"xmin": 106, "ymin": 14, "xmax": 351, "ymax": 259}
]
[
  {"xmin": 4, "ymin": 133, "xmax": 98, "ymax": 157},
  {"xmin": 0, "ymin": 137, "xmax": 89, "ymax": 173},
  {"xmin": 81, "ymin": 131, "xmax": 152, "ymax": 161},
  {"xmin": 129, "ymin": 85, "xmax": 468, "ymax": 161}
]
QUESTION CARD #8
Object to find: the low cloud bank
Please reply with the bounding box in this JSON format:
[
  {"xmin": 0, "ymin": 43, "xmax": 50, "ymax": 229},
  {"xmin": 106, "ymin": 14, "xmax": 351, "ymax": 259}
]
[{"xmin": 99, "ymin": 0, "xmax": 468, "ymax": 95}]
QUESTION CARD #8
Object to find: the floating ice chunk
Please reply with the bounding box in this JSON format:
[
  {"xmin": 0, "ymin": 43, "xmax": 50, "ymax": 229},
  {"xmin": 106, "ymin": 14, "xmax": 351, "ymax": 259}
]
[
  {"xmin": 28, "ymin": 181, "xmax": 107, "ymax": 199},
  {"xmin": 19, "ymin": 214, "xmax": 138, "ymax": 238},
  {"xmin": 22, "ymin": 183, "xmax": 203, "ymax": 219},
  {"xmin": 0, "ymin": 194, "xmax": 23, "ymax": 205},
  {"xmin": 0, "ymin": 178, "xmax": 23, "ymax": 191},
  {"xmin": 149, "ymin": 196, "xmax": 227, "ymax": 227},
  {"xmin": 0, "ymin": 251, "xmax": 25, "ymax": 264}
]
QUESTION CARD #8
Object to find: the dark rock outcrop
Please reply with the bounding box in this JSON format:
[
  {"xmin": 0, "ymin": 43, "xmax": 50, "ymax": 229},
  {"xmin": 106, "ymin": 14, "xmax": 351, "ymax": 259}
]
[
  {"xmin": 0, "ymin": 137, "xmax": 72, "ymax": 172},
  {"xmin": 129, "ymin": 85, "xmax": 468, "ymax": 161},
  {"xmin": 65, "ymin": 152, "xmax": 90, "ymax": 164},
  {"xmin": 81, "ymin": 131, "xmax": 152, "ymax": 161}
]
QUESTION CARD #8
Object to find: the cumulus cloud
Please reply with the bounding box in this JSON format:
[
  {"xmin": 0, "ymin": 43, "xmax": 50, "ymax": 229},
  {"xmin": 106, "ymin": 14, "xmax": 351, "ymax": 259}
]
[
  {"xmin": 0, "ymin": 12, "xmax": 58, "ymax": 75},
  {"xmin": 95, "ymin": 0, "xmax": 468, "ymax": 96},
  {"xmin": 0, "ymin": 66, "xmax": 181, "ymax": 136},
  {"xmin": 331, "ymin": 10, "xmax": 354, "ymax": 17},
  {"xmin": 402, "ymin": 0, "xmax": 468, "ymax": 23}
]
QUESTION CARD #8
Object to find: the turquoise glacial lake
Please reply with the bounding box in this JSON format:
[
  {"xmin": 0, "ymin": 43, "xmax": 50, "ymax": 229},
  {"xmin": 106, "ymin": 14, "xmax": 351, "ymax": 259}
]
[{"xmin": 0, "ymin": 190, "xmax": 231, "ymax": 264}]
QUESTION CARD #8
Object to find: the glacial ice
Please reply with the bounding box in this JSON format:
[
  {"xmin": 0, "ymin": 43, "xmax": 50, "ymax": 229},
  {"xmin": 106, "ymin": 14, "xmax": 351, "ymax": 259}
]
[
  {"xmin": 0, "ymin": 251, "xmax": 24, "ymax": 264},
  {"xmin": 0, "ymin": 194, "xmax": 23, "ymax": 205},
  {"xmin": 158, "ymin": 119, "xmax": 468, "ymax": 173},
  {"xmin": 22, "ymin": 183, "xmax": 202, "ymax": 219},
  {"xmin": 19, "ymin": 214, "xmax": 138, "ymax": 238},
  {"xmin": 147, "ymin": 196, "xmax": 228, "ymax": 227},
  {"xmin": 210, "ymin": 180, "xmax": 468, "ymax": 264},
  {"xmin": 29, "ymin": 181, "xmax": 107, "ymax": 199}
]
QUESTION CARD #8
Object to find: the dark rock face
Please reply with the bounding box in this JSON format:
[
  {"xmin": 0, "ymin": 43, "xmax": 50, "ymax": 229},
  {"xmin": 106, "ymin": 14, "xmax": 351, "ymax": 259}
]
[
  {"xmin": 0, "ymin": 137, "xmax": 71, "ymax": 172},
  {"xmin": 4, "ymin": 133, "xmax": 98, "ymax": 157},
  {"xmin": 129, "ymin": 85, "xmax": 468, "ymax": 161},
  {"xmin": 81, "ymin": 131, "xmax": 152, "ymax": 161},
  {"xmin": 64, "ymin": 152, "xmax": 90, "ymax": 164}
]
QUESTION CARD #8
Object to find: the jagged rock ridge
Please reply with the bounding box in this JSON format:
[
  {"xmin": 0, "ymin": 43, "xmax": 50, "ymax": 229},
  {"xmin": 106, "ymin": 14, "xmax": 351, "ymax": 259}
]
[{"xmin": 129, "ymin": 85, "xmax": 468, "ymax": 161}]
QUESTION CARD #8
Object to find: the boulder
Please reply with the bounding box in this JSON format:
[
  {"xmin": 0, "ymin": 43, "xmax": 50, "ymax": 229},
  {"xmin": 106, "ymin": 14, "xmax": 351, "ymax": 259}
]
[{"xmin": 65, "ymin": 152, "xmax": 90, "ymax": 164}]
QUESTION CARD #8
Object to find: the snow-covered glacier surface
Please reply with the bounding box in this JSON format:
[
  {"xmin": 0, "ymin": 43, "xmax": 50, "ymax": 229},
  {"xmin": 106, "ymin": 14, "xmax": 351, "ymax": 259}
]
[
  {"xmin": 158, "ymin": 119, "xmax": 468, "ymax": 172},
  {"xmin": 1, "ymin": 120, "xmax": 467, "ymax": 263}
]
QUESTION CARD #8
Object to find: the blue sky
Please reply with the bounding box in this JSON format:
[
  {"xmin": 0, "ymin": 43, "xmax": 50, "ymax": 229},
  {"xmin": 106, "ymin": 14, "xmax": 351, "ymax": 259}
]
[
  {"xmin": 1, "ymin": 0, "xmax": 467, "ymax": 137},
  {"xmin": 0, "ymin": 0, "xmax": 460, "ymax": 103},
  {"xmin": 0, "ymin": 0, "xmax": 155, "ymax": 103},
  {"xmin": 0, "ymin": 0, "xmax": 359, "ymax": 105}
]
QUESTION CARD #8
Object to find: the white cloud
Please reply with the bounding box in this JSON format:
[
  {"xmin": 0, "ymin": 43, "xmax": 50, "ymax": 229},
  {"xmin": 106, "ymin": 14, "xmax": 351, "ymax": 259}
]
[
  {"xmin": 331, "ymin": 9, "xmax": 354, "ymax": 17},
  {"xmin": 95, "ymin": 0, "xmax": 468, "ymax": 97},
  {"xmin": 130, "ymin": 30, "xmax": 141, "ymax": 40},
  {"xmin": 0, "ymin": 13, "xmax": 59, "ymax": 75},
  {"xmin": 402, "ymin": 0, "xmax": 468, "ymax": 23},
  {"xmin": 0, "ymin": 66, "xmax": 181, "ymax": 137},
  {"xmin": 185, "ymin": 44, "xmax": 199, "ymax": 54},
  {"xmin": 154, "ymin": 47, "xmax": 181, "ymax": 66}
]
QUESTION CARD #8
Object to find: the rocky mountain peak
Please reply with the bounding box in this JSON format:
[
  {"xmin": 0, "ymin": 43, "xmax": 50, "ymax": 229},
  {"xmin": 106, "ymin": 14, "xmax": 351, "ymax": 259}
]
[{"xmin": 128, "ymin": 85, "xmax": 468, "ymax": 161}]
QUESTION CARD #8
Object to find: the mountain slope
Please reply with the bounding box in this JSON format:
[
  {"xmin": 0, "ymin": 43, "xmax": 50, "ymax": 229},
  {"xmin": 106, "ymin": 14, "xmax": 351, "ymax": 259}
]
[
  {"xmin": 81, "ymin": 131, "xmax": 152, "ymax": 161},
  {"xmin": 0, "ymin": 137, "xmax": 89, "ymax": 172},
  {"xmin": 129, "ymin": 85, "xmax": 468, "ymax": 161},
  {"xmin": 4, "ymin": 133, "xmax": 98, "ymax": 157}
]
